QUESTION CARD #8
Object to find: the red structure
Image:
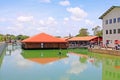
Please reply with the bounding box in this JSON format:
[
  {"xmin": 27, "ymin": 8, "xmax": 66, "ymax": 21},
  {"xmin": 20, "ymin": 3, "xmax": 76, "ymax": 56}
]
[
  {"xmin": 68, "ymin": 36, "xmax": 102, "ymax": 48},
  {"xmin": 21, "ymin": 33, "xmax": 68, "ymax": 49}
]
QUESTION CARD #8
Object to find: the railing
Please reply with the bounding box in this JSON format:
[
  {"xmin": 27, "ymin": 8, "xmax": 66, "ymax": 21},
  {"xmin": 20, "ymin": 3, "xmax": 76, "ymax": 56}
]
[{"xmin": 68, "ymin": 44, "xmax": 88, "ymax": 48}]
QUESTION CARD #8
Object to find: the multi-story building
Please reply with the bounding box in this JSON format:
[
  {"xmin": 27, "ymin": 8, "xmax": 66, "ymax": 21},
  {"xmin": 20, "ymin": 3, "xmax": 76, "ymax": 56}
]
[{"xmin": 99, "ymin": 6, "xmax": 120, "ymax": 47}]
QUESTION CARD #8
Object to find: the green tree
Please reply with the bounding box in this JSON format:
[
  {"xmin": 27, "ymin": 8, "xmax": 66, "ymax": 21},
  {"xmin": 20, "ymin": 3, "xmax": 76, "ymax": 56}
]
[
  {"xmin": 16, "ymin": 35, "xmax": 29, "ymax": 40},
  {"xmin": 96, "ymin": 29, "xmax": 103, "ymax": 37},
  {"xmin": 92, "ymin": 26, "xmax": 102, "ymax": 37},
  {"xmin": 76, "ymin": 28, "xmax": 89, "ymax": 36}
]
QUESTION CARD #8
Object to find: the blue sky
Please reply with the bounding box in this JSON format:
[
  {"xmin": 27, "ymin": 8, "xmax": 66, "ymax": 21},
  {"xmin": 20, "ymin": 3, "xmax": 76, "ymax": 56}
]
[{"xmin": 0, "ymin": 0, "xmax": 120, "ymax": 37}]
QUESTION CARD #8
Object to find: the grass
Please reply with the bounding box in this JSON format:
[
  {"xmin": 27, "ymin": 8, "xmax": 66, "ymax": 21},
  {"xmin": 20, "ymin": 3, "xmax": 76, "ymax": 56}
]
[{"xmin": 21, "ymin": 48, "xmax": 92, "ymax": 58}]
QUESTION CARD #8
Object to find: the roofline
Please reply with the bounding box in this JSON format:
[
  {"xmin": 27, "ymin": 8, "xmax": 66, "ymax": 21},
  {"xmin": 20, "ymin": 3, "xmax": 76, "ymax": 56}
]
[
  {"xmin": 67, "ymin": 36, "xmax": 98, "ymax": 41},
  {"xmin": 99, "ymin": 6, "xmax": 120, "ymax": 19}
]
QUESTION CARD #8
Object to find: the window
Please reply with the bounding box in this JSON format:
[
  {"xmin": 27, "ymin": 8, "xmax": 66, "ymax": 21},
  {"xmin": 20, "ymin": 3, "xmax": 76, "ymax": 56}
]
[
  {"xmin": 109, "ymin": 19, "xmax": 112, "ymax": 24},
  {"xmin": 106, "ymin": 30, "xmax": 108, "ymax": 34},
  {"xmin": 109, "ymin": 30, "xmax": 112, "ymax": 34},
  {"xmin": 113, "ymin": 29, "xmax": 116, "ymax": 34},
  {"xmin": 117, "ymin": 17, "xmax": 120, "ymax": 22},
  {"xmin": 118, "ymin": 29, "xmax": 120, "ymax": 33},
  {"xmin": 113, "ymin": 18, "xmax": 116, "ymax": 23},
  {"xmin": 105, "ymin": 20, "xmax": 108, "ymax": 24}
]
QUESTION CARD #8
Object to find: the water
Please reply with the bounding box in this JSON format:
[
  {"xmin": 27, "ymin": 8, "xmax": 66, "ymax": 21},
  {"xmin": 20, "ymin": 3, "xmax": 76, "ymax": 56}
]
[{"xmin": 0, "ymin": 45, "xmax": 120, "ymax": 80}]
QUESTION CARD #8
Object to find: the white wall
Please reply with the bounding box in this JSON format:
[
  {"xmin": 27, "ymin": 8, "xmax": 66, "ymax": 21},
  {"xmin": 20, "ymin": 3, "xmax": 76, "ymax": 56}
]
[{"xmin": 102, "ymin": 7, "xmax": 120, "ymax": 47}]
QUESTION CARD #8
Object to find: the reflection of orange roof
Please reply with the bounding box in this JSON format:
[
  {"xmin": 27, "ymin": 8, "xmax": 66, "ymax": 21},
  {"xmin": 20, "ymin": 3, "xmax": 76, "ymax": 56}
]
[
  {"xmin": 115, "ymin": 66, "xmax": 120, "ymax": 69},
  {"xmin": 22, "ymin": 33, "xmax": 67, "ymax": 43},
  {"xmin": 68, "ymin": 36, "xmax": 98, "ymax": 41},
  {"xmin": 29, "ymin": 57, "xmax": 64, "ymax": 64}
]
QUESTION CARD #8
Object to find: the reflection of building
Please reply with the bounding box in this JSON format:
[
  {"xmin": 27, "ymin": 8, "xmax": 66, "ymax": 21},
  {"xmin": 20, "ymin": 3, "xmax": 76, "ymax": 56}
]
[
  {"xmin": 102, "ymin": 58, "xmax": 120, "ymax": 80},
  {"xmin": 99, "ymin": 6, "xmax": 120, "ymax": 47},
  {"xmin": 68, "ymin": 36, "xmax": 102, "ymax": 48},
  {"xmin": 28, "ymin": 57, "xmax": 65, "ymax": 64},
  {"xmin": 22, "ymin": 33, "xmax": 68, "ymax": 49},
  {"xmin": 5, "ymin": 44, "xmax": 13, "ymax": 56}
]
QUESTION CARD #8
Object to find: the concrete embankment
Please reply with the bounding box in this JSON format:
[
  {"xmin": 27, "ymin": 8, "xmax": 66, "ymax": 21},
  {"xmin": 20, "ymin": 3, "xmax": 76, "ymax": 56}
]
[
  {"xmin": 89, "ymin": 48, "xmax": 120, "ymax": 56},
  {"xmin": 0, "ymin": 42, "xmax": 7, "ymax": 56}
]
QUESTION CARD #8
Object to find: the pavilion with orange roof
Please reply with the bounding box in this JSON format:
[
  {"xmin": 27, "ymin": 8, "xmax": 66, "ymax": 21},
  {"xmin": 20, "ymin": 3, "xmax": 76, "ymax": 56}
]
[
  {"xmin": 21, "ymin": 33, "xmax": 68, "ymax": 49},
  {"xmin": 68, "ymin": 36, "xmax": 102, "ymax": 48}
]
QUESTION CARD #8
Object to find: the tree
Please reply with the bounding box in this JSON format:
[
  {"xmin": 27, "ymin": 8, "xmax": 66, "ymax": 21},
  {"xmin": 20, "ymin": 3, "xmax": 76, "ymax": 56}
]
[
  {"xmin": 16, "ymin": 35, "xmax": 29, "ymax": 40},
  {"xmin": 96, "ymin": 29, "xmax": 103, "ymax": 37},
  {"xmin": 92, "ymin": 26, "xmax": 100, "ymax": 36},
  {"xmin": 76, "ymin": 28, "xmax": 89, "ymax": 36},
  {"xmin": 92, "ymin": 26, "xmax": 102, "ymax": 37}
]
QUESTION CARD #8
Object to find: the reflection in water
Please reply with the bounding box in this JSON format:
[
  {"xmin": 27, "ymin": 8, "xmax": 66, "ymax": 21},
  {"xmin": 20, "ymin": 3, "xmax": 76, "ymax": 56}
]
[
  {"xmin": 2, "ymin": 45, "xmax": 120, "ymax": 80},
  {"xmin": 67, "ymin": 60, "xmax": 87, "ymax": 74},
  {"xmin": 90, "ymin": 53, "xmax": 120, "ymax": 80},
  {"xmin": 5, "ymin": 44, "xmax": 21, "ymax": 56},
  {"xmin": 0, "ymin": 51, "xmax": 5, "ymax": 68},
  {"xmin": 28, "ymin": 57, "xmax": 66, "ymax": 64},
  {"xmin": 102, "ymin": 57, "xmax": 120, "ymax": 80}
]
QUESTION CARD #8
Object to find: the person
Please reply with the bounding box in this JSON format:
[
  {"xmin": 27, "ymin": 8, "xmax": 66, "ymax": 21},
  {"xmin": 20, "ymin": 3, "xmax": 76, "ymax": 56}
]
[{"xmin": 89, "ymin": 43, "xmax": 92, "ymax": 48}]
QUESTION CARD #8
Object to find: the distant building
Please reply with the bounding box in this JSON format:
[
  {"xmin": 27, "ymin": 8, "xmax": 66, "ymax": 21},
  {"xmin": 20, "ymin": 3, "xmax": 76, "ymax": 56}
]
[
  {"xmin": 99, "ymin": 6, "xmax": 120, "ymax": 47},
  {"xmin": 68, "ymin": 36, "xmax": 102, "ymax": 48},
  {"xmin": 21, "ymin": 33, "xmax": 68, "ymax": 49}
]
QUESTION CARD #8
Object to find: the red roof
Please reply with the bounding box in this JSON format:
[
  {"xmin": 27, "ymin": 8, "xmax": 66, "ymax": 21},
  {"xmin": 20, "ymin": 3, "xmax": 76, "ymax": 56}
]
[
  {"xmin": 68, "ymin": 36, "xmax": 98, "ymax": 41},
  {"xmin": 22, "ymin": 33, "xmax": 67, "ymax": 43}
]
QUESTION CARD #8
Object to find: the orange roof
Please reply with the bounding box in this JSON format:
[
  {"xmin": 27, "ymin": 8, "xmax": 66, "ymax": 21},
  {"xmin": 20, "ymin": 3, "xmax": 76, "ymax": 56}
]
[
  {"xmin": 28, "ymin": 57, "xmax": 65, "ymax": 64},
  {"xmin": 68, "ymin": 36, "xmax": 98, "ymax": 41},
  {"xmin": 22, "ymin": 33, "xmax": 67, "ymax": 43}
]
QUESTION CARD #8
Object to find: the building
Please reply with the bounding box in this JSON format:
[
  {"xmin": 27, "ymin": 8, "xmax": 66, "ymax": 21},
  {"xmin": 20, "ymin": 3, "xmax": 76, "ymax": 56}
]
[
  {"xmin": 21, "ymin": 33, "xmax": 68, "ymax": 49},
  {"xmin": 68, "ymin": 36, "xmax": 102, "ymax": 48},
  {"xmin": 99, "ymin": 6, "xmax": 120, "ymax": 47}
]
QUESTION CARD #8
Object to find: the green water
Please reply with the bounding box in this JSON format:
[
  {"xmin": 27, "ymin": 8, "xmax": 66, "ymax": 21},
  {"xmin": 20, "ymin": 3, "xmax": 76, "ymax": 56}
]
[{"xmin": 0, "ymin": 45, "xmax": 120, "ymax": 80}]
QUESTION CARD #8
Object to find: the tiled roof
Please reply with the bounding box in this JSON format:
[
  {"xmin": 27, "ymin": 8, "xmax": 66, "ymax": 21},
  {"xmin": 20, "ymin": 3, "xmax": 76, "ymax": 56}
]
[
  {"xmin": 68, "ymin": 36, "xmax": 98, "ymax": 41},
  {"xmin": 99, "ymin": 6, "xmax": 120, "ymax": 19},
  {"xmin": 22, "ymin": 33, "xmax": 67, "ymax": 43}
]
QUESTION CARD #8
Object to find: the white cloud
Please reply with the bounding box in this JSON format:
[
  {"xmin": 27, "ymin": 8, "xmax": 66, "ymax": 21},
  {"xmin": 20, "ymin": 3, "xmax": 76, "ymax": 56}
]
[
  {"xmin": 39, "ymin": 17, "xmax": 57, "ymax": 26},
  {"xmin": 0, "ymin": 18, "xmax": 6, "ymax": 22},
  {"xmin": 64, "ymin": 17, "xmax": 69, "ymax": 21},
  {"xmin": 59, "ymin": 0, "xmax": 70, "ymax": 6},
  {"xmin": 67, "ymin": 61, "xmax": 87, "ymax": 74},
  {"xmin": 85, "ymin": 19, "xmax": 95, "ymax": 26},
  {"xmin": 39, "ymin": 20, "xmax": 45, "ymax": 25},
  {"xmin": 67, "ymin": 7, "xmax": 88, "ymax": 21},
  {"xmin": 63, "ymin": 17, "xmax": 69, "ymax": 24},
  {"xmin": 39, "ymin": 0, "xmax": 51, "ymax": 3},
  {"xmin": 47, "ymin": 17, "xmax": 57, "ymax": 25},
  {"xmin": 17, "ymin": 16, "xmax": 33, "ymax": 22}
]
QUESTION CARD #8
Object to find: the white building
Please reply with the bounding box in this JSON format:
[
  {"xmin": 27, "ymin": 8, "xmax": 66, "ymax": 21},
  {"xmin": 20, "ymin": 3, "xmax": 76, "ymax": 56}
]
[{"xmin": 99, "ymin": 6, "xmax": 120, "ymax": 47}]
